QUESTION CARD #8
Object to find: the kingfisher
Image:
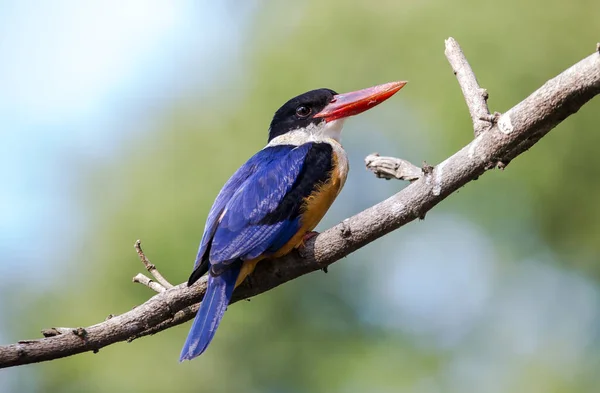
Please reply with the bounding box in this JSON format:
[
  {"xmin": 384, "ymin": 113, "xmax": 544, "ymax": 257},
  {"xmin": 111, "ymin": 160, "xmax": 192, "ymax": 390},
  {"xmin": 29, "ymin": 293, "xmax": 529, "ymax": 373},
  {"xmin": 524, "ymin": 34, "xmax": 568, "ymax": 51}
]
[{"xmin": 180, "ymin": 81, "xmax": 407, "ymax": 361}]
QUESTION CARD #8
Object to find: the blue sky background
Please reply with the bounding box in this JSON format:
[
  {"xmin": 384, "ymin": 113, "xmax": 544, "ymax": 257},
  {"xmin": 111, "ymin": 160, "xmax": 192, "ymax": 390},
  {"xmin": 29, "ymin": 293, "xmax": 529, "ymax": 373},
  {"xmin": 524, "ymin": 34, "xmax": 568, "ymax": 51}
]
[{"xmin": 0, "ymin": 1, "xmax": 251, "ymax": 282}]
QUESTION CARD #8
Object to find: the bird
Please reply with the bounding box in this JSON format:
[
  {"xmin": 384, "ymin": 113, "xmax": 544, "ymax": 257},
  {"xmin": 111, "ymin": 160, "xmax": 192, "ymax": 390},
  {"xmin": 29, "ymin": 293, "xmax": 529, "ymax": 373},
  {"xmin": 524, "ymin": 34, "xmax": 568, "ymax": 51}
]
[{"xmin": 180, "ymin": 81, "xmax": 407, "ymax": 361}]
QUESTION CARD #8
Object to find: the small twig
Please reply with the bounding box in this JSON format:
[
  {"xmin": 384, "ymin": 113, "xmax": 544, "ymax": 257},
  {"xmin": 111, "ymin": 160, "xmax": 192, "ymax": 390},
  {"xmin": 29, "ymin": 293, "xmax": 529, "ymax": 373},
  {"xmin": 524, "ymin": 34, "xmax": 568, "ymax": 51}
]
[
  {"xmin": 445, "ymin": 37, "xmax": 492, "ymax": 136},
  {"xmin": 134, "ymin": 240, "xmax": 173, "ymax": 289},
  {"xmin": 365, "ymin": 153, "xmax": 422, "ymax": 181},
  {"xmin": 132, "ymin": 273, "xmax": 165, "ymax": 293}
]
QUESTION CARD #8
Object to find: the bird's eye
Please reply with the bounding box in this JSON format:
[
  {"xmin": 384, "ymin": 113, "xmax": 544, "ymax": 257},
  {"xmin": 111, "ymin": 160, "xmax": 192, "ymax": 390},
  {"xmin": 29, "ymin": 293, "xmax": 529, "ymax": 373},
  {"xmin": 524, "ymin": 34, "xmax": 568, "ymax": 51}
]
[{"xmin": 295, "ymin": 106, "xmax": 311, "ymax": 118}]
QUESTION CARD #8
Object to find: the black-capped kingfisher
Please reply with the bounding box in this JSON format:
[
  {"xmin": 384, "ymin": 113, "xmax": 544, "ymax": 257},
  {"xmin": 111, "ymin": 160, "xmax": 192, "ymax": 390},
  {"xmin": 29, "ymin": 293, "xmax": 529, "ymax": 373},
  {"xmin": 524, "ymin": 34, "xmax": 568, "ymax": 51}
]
[{"xmin": 180, "ymin": 81, "xmax": 407, "ymax": 361}]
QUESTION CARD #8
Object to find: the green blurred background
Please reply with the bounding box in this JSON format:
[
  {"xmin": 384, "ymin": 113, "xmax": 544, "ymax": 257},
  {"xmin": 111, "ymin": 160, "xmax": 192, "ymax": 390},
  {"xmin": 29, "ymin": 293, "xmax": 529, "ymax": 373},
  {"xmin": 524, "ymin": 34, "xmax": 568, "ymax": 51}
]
[{"xmin": 1, "ymin": 1, "xmax": 600, "ymax": 392}]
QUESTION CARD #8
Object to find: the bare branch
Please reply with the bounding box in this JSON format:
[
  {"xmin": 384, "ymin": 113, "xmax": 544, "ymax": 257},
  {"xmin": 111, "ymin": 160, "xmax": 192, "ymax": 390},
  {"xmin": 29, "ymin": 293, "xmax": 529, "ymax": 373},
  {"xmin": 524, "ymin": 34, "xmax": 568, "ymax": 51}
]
[
  {"xmin": 135, "ymin": 240, "xmax": 173, "ymax": 289},
  {"xmin": 133, "ymin": 273, "xmax": 166, "ymax": 293},
  {"xmin": 1, "ymin": 40, "xmax": 599, "ymax": 369},
  {"xmin": 445, "ymin": 37, "xmax": 492, "ymax": 136},
  {"xmin": 365, "ymin": 153, "xmax": 422, "ymax": 181}
]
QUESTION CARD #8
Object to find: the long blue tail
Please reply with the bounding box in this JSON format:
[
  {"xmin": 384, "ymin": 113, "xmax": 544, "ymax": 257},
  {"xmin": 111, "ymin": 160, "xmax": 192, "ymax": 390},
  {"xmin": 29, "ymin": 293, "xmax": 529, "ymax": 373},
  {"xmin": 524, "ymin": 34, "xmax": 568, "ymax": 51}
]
[{"xmin": 179, "ymin": 262, "xmax": 241, "ymax": 361}]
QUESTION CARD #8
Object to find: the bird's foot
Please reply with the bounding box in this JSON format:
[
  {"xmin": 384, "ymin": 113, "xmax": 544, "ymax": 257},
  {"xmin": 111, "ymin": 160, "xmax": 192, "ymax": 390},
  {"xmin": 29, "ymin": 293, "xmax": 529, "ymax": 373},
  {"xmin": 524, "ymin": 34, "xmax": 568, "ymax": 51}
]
[
  {"xmin": 300, "ymin": 231, "xmax": 319, "ymax": 247},
  {"xmin": 297, "ymin": 231, "xmax": 319, "ymax": 258},
  {"xmin": 299, "ymin": 231, "xmax": 328, "ymax": 273}
]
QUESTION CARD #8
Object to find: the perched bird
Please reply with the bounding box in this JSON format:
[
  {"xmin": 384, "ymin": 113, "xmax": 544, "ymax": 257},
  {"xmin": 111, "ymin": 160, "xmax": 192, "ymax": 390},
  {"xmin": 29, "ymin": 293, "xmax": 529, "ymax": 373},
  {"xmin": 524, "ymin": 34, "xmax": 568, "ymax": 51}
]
[{"xmin": 180, "ymin": 81, "xmax": 407, "ymax": 361}]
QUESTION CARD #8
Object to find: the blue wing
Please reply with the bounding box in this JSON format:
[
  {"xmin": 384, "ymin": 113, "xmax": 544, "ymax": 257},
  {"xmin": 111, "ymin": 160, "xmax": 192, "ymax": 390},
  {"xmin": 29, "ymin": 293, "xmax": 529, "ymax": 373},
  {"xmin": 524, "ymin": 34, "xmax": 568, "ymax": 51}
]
[
  {"xmin": 188, "ymin": 142, "xmax": 334, "ymax": 282},
  {"xmin": 188, "ymin": 145, "xmax": 299, "ymax": 280},
  {"xmin": 209, "ymin": 143, "xmax": 313, "ymax": 270}
]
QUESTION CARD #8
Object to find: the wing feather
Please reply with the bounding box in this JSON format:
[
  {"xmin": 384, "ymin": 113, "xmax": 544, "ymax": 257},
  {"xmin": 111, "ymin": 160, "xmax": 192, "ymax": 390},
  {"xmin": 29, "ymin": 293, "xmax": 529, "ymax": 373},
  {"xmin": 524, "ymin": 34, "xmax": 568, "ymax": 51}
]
[
  {"xmin": 191, "ymin": 145, "xmax": 297, "ymax": 273},
  {"xmin": 188, "ymin": 142, "xmax": 334, "ymax": 284},
  {"xmin": 209, "ymin": 144, "xmax": 313, "ymax": 264}
]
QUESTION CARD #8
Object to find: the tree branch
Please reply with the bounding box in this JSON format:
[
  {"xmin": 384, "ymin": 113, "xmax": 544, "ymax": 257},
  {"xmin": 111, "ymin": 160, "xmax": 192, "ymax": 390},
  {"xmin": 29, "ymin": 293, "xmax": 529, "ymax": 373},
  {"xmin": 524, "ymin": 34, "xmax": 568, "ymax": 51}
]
[
  {"xmin": 445, "ymin": 37, "xmax": 493, "ymax": 136},
  {"xmin": 132, "ymin": 273, "xmax": 166, "ymax": 293},
  {"xmin": 364, "ymin": 153, "xmax": 423, "ymax": 181},
  {"xmin": 1, "ymin": 38, "xmax": 599, "ymax": 369},
  {"xmin": 134, "ymin": 239, "xmax": 173, "ymax": 289}
]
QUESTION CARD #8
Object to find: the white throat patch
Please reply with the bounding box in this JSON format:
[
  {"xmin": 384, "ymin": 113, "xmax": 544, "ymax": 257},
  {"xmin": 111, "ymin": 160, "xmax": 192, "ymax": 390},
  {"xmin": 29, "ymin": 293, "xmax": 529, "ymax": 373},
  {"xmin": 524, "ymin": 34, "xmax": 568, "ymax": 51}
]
[
  {"xmin": 267, "ymin": 119, "xmax": 346, "ymax": 147},
  {"xmin": 318, "ymin": 119, "xmax": 346, "ymax": 142}
]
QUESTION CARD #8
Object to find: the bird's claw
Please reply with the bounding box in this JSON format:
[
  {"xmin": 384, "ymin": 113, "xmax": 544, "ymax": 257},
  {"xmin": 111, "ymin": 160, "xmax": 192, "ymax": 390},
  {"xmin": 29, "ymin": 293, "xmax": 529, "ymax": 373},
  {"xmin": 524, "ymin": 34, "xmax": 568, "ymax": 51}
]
[
  {"xmin": 300, "ymin": 231, "xmax": 319, "ymax": 248},
  {"xmin": 297, "ymin": 231, "xmax": 319, "ymax": 258}
]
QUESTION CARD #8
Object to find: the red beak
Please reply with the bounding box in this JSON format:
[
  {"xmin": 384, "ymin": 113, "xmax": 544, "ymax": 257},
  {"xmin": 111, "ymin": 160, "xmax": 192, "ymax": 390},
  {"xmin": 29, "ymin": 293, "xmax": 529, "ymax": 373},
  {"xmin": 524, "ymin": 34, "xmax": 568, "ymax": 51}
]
[{"xmin": 314, "ymin": 81, "xmax": 407, "ymax": 122}]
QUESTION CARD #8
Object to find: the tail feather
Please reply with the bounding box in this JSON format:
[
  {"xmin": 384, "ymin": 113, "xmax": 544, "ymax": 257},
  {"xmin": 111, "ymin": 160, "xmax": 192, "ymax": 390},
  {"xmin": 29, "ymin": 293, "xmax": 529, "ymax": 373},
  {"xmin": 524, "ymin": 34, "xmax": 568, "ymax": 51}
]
[{"xmin": 179, "ymin": 261, "xmax": 241, "ymax": 361}]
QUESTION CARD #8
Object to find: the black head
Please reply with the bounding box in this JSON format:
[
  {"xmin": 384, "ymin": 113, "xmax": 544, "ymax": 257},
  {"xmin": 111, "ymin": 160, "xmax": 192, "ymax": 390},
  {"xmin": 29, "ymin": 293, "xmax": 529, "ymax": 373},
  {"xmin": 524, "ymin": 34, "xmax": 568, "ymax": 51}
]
[{"xmin": 268, "ymin": 88, "xmax": 337, "ymax": 142}]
